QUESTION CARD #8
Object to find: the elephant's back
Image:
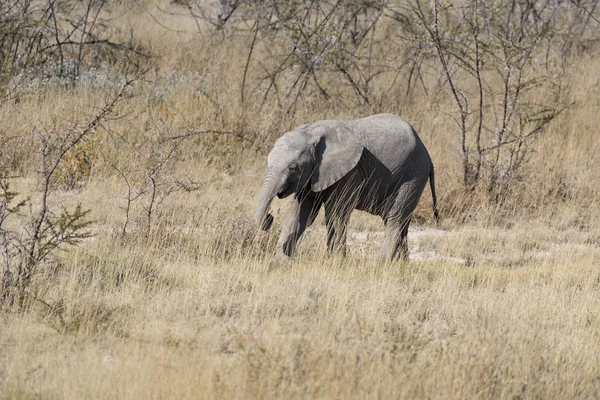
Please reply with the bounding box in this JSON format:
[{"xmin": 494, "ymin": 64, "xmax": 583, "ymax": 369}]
[{"xmin": 353, "ymin": 114, "xmax": 427, "ymax": 175}]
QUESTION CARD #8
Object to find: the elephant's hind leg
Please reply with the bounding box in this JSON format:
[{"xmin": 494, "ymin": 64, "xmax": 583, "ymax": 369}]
[
  {"xmin": 379, "ymin": 219, "xmax": 410, "ymax": 261},
  {"xmin": 380, "ymin": 178, "xmax": 427, "ymax": 261},
  {"xmin": 277, "ymin": 195, "xmax": 322, "ymax": 258}
]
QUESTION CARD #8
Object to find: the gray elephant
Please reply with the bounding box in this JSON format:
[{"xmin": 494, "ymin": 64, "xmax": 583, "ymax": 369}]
[{"xmin": 256, "ymin": 113, "xmax": 438, "ymax": 262}]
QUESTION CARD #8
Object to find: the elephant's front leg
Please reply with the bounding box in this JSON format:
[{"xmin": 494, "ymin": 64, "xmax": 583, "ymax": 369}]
[
  {"xmin": 276, "ymin": 195, "xmax": 322, "ymax": 259},
  {"xmin": 324, "ymin": 199, "xmax": 353, "ymax": 257}
]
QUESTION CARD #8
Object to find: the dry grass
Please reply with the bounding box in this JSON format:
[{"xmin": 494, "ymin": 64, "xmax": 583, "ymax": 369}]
[{"xmin": 1, "ymin": 1, "xmax": 600, "ymax": 398}]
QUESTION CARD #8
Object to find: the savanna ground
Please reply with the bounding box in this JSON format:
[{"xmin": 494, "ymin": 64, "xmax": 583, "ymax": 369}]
[{"xmin": 1, "ymin": 0, "xmax": 600, "ymax": 398}]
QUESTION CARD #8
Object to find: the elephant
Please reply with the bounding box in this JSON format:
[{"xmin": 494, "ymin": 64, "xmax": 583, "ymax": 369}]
[{"xmin": 256, "ymin": 113, "xmax": 438, "ymax": 262}]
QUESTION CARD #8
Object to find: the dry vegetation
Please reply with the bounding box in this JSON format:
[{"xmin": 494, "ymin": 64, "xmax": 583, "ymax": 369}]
[{"xmin": 1, "ymin": 0, "xmax": 600, "ymax": 398}]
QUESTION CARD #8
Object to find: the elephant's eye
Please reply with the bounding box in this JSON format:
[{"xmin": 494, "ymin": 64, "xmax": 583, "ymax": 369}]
[{"xmin": 289, "ymin": 163, "xmax": 299, "ymax": 172}]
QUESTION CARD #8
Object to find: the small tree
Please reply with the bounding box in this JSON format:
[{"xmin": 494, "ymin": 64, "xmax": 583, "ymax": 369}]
[
  {"xmin": 0, "ymin": 75, "xmax": 137, "ymax": 309},
  {"xmin": 0, "ymin": 169, "xmax": 91, "ymax": 308},
  {"xmin": 407, "ymin": 0, "xmax": 576, "ymax": 193}
]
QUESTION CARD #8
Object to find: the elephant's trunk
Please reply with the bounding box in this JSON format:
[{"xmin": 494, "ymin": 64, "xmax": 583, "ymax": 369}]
[{"xmin": 256, "ymin": 169, "xmax": 281, "ymax": 231}]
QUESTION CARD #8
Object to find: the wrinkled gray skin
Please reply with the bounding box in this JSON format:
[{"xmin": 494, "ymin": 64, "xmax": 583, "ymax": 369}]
[{"xmin": 256, "ymin": 113, "xmax": 438, "ymax": 262}]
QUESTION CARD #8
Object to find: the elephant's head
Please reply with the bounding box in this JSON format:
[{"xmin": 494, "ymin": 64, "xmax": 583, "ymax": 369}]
[{"xmin": 256, "ymin": 122, "xmax": 363, "ymax": 231}]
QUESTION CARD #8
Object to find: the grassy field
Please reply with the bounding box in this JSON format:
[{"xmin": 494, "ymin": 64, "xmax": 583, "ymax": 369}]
[{"xmin": 1, "ymin": 1, "xmax": 600, "ymax": 398}]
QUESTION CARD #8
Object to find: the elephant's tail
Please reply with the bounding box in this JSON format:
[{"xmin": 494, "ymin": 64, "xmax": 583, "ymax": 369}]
[{"xmin": 429, "ymin": 161, "xmax": 439, "ymax": 223}]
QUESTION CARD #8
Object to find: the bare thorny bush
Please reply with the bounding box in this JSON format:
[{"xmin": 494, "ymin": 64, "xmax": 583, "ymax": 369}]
[
  {"xmin": 111, "ymin": 122, "xmax": 206, "ymax": 239},
  {"xmin": 185, "ymin": 0, "xmax": 391, "ymax": 113},
  {"xmin": 0, "ymin": 0, "xmax": 147, "ymax": 83}
]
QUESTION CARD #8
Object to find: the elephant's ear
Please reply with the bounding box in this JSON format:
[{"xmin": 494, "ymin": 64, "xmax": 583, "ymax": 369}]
[{"xmin": 310, "ymin": 124, "xmax": 364, "ymax": 192}]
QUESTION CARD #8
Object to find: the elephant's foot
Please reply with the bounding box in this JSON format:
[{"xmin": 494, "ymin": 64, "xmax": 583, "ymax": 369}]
[{"xmin": 267, "ymin": 253, "xmax": 292, "ymax": 271}]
